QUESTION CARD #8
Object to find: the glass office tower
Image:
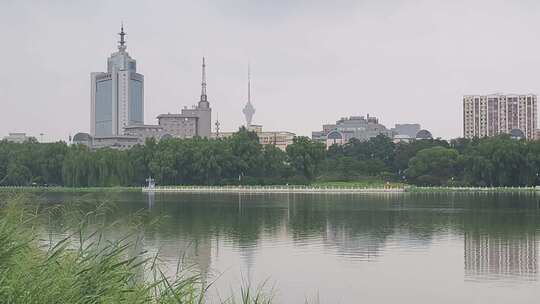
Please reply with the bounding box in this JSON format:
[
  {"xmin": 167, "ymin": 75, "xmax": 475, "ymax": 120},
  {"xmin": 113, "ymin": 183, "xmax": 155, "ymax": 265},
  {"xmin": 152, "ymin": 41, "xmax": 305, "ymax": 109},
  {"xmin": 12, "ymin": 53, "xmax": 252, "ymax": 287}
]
[{"xmin": 91, "ymin": 26, "xmax": 144, "ymax": 137}]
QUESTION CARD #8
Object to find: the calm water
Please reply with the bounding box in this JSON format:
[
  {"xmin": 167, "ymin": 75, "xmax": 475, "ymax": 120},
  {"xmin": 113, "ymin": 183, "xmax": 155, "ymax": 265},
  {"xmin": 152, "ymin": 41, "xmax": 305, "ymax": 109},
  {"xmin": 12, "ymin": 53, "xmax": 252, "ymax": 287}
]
[{"xmin": 40, "ymin": 192, "xmax": 540, "ymax": 303}]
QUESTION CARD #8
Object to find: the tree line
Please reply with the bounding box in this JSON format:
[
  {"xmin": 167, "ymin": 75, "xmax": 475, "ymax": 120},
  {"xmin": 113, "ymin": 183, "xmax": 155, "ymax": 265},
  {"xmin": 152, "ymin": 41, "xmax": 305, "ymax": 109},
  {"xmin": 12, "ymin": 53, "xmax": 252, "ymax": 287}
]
[{"xmin": 1, "ymin": 128, "xmax": 539, "ymax": 187}]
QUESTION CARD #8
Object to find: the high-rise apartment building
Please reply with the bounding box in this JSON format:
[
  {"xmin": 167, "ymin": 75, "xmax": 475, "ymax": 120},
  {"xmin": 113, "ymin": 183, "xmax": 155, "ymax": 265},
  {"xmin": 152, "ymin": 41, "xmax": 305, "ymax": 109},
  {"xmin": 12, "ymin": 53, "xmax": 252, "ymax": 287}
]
[
  {"xmin": 91, "ymin": 26, "xmax": 144, "ymax": 137},
  {"xmin": 463, "ymin": 94, "xmax": 537, "ymax": 140}
]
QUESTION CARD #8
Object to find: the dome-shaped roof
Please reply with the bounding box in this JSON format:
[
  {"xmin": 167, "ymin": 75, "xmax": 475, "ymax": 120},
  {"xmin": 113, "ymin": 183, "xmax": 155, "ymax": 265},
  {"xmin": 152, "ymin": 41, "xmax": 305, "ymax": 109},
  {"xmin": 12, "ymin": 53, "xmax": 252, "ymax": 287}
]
[
  {"xmin": 73, "ymin": 132, "xmax": 92, "ymax": 142},
  {"xmin": 415, "ymin": 129, "xmax": 433, "ymax": 140},
  {"xmin": 327, "ymin": 130, "xmax": 343, "ymax": 140},
  {"xmin": 510, "ymin": 128, "xmax": 525, "ymax": 139}
]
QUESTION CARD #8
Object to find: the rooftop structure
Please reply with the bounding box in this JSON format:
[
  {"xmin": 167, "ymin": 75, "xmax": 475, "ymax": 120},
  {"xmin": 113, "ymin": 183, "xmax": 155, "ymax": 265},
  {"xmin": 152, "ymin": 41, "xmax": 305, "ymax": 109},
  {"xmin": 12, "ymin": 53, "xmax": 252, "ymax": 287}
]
[
  {"xmin": 415, "ymin": 129, "xmax": 433, "ymax": 140},
  {"xmin": 72, "ymin": 132, "xmax": 93, "ymax": 147}
]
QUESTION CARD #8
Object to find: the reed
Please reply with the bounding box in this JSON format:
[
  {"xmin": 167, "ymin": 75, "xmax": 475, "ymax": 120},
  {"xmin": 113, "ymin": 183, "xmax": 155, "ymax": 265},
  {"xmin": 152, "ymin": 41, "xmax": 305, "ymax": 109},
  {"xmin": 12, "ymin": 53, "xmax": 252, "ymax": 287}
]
[{"xmin": 0, "ymin": 195, "xmax": 277, "ymax": 304}]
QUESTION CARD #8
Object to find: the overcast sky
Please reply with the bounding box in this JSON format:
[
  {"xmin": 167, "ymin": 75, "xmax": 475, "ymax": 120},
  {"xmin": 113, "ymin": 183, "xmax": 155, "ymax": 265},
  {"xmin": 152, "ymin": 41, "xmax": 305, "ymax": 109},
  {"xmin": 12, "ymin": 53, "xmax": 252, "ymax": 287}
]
[{"xmin": 1, "ymin": 0, "xmax": 540, "ymax": 141}]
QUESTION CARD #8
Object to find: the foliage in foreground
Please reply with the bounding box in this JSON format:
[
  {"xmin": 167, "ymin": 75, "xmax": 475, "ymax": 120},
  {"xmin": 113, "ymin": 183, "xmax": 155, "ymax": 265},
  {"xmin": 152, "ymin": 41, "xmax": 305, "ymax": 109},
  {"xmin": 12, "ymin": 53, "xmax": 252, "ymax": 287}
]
[{"xmin": 0, "ymin": 195, "xmax": 275, "ymax": 304}]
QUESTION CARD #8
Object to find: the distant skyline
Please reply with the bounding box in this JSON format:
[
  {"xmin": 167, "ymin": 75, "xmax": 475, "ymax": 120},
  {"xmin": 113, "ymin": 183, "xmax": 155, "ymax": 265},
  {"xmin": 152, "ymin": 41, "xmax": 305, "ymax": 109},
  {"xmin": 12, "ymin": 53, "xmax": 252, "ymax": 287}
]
[{"xmin": 2, "ymin": 0, "xmax": 540, "ymax": 141}]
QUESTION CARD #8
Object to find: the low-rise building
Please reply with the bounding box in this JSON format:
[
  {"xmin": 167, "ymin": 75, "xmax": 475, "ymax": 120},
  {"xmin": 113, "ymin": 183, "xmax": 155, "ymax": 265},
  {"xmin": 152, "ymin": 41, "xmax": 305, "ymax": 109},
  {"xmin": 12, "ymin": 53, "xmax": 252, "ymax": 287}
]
[
  {"xmin": 3, "ymin": 133, "xmax": 33, "ymax": 143},
  {"xmin": 312, "ymin": 115, "xmax": 392, "ymax": 147},
  {"xmin": 256, "ymin": 131, "xmax": 295, "ymax": 151},
  {"xmin": 123, "ymin": 124, "xmax": 164, "ymax": 142},
  {"xmin": 214, "ymin": 125, "xmax": 295, "ymax": 151},
  {"xmin": 392, "ymin": 124, "xmax": 421, "ymax": 139},
  {"xmin": 92, "ymin": 136, "xmax": 140, "ymax": 150},
  {"xmin": 157, "ymin": 111, "xmax": 201, "ymax": 138},
  {"xmin": 72, "ymin": 132, "xmax": 141, "ymax": 150}
]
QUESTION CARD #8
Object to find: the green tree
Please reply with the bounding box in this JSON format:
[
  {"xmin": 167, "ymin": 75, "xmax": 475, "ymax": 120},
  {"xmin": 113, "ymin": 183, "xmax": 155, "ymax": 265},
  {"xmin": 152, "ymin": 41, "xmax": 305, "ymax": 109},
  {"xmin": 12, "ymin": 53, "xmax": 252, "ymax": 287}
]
[
  {"xmin": 406, "ymin": 146, "xmax": 459, "ymax": 186},
  {"xmin": 286, "ymin": 137, "xmax": 325, "ymax": 180}
]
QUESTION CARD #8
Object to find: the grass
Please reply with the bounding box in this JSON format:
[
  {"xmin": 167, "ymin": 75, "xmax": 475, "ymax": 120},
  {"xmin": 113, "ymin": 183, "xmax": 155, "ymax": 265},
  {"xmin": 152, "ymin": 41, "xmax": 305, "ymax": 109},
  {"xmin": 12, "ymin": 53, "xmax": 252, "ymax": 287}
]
[
  {"xmin": 0, "ymin": 194, "xmax": 278, "ymax": 304},
  {"xmin": 0, "ymin": 186, "xmax": 141, "ymax": 193}
]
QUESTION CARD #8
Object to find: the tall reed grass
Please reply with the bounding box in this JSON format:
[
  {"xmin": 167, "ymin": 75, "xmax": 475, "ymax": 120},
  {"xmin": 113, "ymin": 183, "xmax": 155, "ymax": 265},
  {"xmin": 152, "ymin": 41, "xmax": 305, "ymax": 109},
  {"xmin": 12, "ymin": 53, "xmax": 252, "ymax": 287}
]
[{"xmin": 0, "ymin": 194, "xmax": 277, "ymax": 304}]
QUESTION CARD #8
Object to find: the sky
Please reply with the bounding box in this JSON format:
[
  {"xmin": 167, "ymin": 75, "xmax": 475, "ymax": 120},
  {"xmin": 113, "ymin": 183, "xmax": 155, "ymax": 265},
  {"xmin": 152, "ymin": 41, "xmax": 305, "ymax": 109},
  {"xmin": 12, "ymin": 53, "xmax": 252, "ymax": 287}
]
[{"xmin": 1, "ymin": 0, "xmax": 540, "ymax": 142}]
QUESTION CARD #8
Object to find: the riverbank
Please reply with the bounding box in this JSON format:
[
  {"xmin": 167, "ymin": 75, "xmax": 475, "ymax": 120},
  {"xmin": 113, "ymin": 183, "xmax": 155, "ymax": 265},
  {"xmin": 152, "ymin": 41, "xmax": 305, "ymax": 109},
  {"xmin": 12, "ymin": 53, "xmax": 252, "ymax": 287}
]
[
  {"xmin": 142, "ymin": 185, "xmax": 405, "ymax": 194},
  {"xmin": 407, "ymin": 186, "xmax": 540, "ymax": 193},
  {"xmin": 142, "ymin": 185, "xmax": 540, "ymax": 194},
  {"xmin": 0, "ymin": 186, "xmax": 140, "ymax": 193},
  {"xmin": 2, "ymin": 185, "xmax": 540, "ymax": 194}
]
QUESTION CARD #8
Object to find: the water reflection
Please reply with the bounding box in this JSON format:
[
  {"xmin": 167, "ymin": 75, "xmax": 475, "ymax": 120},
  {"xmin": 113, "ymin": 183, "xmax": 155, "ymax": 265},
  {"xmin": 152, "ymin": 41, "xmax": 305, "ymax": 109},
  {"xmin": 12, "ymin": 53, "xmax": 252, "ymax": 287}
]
[
  {"xmin": 147, "ymin": 191, "xmax": 155, "ymax": 209},
  {"xmin": 40, "ymin": 192, "xmax": 540, "ymax": 302},
  {"xmin": 465, "ymin": 232, "xmax": 538, "ymax": 281}
]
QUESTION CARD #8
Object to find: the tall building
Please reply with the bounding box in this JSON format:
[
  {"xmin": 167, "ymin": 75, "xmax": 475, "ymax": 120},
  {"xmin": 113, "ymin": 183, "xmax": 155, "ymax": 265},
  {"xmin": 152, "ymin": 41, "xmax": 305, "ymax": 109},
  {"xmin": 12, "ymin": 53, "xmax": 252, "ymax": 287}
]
[
  {"xmin": 463, "ymin": 94, "xmax": 537, "ymax": 140},
  {"xmin": 242, "ymin": 65, "xmax": 255, "ymax": 127},
  {"xmin": 156, "ymin": 57, "xmax": 212, "ymax": 138},
  {"xmin": 91, "ymin": 25, "xmax": 144, "ymax": 137}
]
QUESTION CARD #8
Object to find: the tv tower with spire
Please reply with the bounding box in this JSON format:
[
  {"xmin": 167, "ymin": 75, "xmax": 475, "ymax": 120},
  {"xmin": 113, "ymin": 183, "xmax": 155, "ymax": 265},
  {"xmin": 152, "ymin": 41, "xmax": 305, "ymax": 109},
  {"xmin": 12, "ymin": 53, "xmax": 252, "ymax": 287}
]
[{"xmin": 242, "ymin": 65, "xmax": 256, "ymax": 127}]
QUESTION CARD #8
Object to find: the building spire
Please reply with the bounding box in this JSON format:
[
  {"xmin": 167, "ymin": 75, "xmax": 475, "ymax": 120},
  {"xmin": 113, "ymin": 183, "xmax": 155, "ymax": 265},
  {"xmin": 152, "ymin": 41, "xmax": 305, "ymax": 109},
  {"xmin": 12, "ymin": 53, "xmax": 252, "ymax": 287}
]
[
  {"xmin": 247, "ymin": 63, "xmax": 251, "ymax": 104},
  {"xmin": 242, "ymin": 63, "xmax": 255, "ymax": 127},
  {"xmin": 118, "ymin": 23, "xmax": 127, "ymax": 52},
  {"xmin": 215, "ymin": 112, "xmax": 220, "ymax": 138},
  {"xmin": 201, "ymin": 57, "xmax": 207, "ymax": 102}
]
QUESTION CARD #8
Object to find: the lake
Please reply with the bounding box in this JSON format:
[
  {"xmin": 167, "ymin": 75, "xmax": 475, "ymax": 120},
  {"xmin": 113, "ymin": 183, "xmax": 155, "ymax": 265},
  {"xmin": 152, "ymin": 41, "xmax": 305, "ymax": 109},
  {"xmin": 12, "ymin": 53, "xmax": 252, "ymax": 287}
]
[{"xmin": 40, "ymin": 192, "xmax": 540, "ymax": 303}]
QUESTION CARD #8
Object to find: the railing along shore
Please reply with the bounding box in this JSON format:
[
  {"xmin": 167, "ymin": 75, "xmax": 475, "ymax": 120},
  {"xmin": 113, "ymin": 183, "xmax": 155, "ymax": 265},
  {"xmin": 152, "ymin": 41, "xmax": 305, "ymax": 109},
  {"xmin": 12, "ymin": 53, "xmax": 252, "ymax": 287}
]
[
  {"xmin": 142, "ymin": 185, "xmax": 404, "ymax": 194},
  {"xmin": 141, "ymin": 185, "xmax": 540, "ymax": 194}
]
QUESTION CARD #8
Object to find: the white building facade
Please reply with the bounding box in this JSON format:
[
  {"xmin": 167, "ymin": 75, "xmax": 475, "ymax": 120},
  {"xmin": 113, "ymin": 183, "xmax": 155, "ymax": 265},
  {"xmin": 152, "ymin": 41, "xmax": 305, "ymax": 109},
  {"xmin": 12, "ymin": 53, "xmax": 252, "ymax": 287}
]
[
  {"xmin": 2, "ymin": 133, "xmax": 32, "ymax": 143},
  {"xmin": 463, "ymin": 94, "xmax": 537, "ymax": 140},
  {"xmin": 91, "ymin": 26, "xmax": 144, "ymax": 137}
]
